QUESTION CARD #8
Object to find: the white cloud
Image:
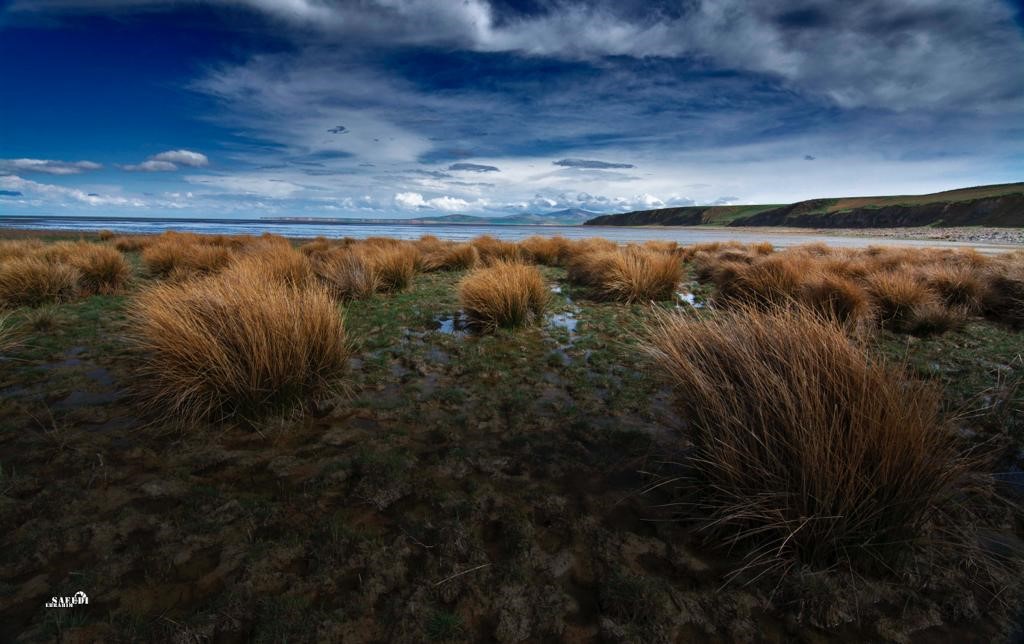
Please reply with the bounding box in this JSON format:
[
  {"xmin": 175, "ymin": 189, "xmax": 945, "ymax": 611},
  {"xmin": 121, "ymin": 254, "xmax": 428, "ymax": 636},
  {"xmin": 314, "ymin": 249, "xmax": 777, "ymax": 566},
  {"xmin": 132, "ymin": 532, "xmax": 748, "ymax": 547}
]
[
  {"xmin": 121, "ymin": 160, "xmax": 178, "ymax": 172},
  {"xmin": 0, "ymin": 158, "xmax": 102, "ymax": 175},
  {"xmin": 152, "ymin": 149, "xmax": 209, "ymax": 167},
  {"xmin": 394, "ymin": 191, "xmax": 483, "ymax": 212},
  {"xmin": 121, "ymin": 149, "xmax": 209, "ymax": 172},
  {"xmin": 428, "ymin": 195, "xmax": 474, "ymax": 211},
  {"xmin": 0, "ymin": 175, "xmax": 146, "ymax": 207},
  {"xmin": 394, "ymin": 191, "xmax": 427, "ymax": 209}
]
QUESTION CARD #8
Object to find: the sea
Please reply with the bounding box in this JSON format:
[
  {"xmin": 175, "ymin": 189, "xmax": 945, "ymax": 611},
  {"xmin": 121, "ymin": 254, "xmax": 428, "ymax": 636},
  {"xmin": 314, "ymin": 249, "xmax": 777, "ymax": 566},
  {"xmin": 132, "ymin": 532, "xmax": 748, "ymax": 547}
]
[{"xmin": 0, "ymin": 214, "xmax": 1008, "ymax": 252}]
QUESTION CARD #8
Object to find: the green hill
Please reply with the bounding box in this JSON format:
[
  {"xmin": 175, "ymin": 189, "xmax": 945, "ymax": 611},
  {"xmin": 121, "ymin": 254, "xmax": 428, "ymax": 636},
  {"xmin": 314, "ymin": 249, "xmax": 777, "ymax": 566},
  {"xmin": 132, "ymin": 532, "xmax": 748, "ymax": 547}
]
[{"xmin": 584, "ymin": 182, "xmax": 1024, "ymax": 228}]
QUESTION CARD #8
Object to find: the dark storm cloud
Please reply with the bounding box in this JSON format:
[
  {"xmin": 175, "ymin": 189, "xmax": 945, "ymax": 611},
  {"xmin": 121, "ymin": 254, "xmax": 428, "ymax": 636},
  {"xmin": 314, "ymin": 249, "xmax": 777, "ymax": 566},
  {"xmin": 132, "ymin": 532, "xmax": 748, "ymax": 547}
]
[
  {"xmin": 10, "ymin": 0, "xmax": 1022, "ymax": 111},
  {"xmin": 553, "ymin": 158, "xmax": 635, "ymax": 169}
]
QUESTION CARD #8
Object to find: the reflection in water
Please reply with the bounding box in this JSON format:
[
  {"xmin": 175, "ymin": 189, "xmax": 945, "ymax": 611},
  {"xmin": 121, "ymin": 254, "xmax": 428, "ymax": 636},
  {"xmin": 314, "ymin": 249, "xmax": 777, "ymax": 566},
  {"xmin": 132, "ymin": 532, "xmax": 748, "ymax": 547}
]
[
  {"xmin": 434, "ymin": 312, "xmax": 469, "ymax": 336},
  {"xmin": 676, "ymin": 291, "xmax": 704, "ymax": 309},
  {"xmin": 548, "ymin": 310, "xmax": 578, "ymax": 336}
]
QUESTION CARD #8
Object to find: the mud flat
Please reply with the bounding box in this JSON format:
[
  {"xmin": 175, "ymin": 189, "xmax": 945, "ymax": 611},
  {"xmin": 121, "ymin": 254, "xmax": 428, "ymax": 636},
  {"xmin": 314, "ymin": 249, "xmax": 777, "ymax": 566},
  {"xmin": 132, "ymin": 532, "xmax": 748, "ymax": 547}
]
[{"xmin": 823, "ymin": 225, "xmax": 1024, "ymax": 246}]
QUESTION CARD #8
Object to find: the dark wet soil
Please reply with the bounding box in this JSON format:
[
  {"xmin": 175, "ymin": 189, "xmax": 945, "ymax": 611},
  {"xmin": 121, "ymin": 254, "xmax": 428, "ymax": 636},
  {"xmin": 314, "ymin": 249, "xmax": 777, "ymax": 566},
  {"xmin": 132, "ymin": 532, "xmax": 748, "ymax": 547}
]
[{"xmin": 1, "ymin": 268, "xmax": 1021, "ymax": 643}]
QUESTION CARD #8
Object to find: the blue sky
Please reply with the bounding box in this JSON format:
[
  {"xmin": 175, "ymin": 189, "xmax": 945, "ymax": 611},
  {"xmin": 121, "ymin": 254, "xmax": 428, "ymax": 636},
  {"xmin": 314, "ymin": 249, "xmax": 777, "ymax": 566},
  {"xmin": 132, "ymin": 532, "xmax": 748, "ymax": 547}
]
[{"xmin": 1, "ymin": 0, "xmax": 1022, "ymax": 219}]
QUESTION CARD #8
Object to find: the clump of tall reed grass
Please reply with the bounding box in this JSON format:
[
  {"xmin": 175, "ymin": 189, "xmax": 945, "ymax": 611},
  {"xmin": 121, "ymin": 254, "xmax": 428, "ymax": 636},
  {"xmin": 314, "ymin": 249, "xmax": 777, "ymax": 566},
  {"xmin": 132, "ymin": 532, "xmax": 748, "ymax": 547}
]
[
  {"xmin": 690, "ymin": 243, "xmax": 1014, "ymax": 334},
  {"xmin": 983, "ymin": 262, "xmax": 1024, "ymax": 328},
  {"xmin": 471, "ymin": 235, "xmax": 525, "ymax": 265},
  {"xmin": 69, "ymin": 244, "xmax": 132, "ymax": 295},
  {"xmin": 862, "ymin": 270, "xmax": 964, "ymax": 334},
  {"xmin": 129, "ymin": 262, "xmax": 349, "ymax": 423},
  {"xmin": 521, "ymin": 235, "xmax": 572, "ymax": 266},
  {"xmin": 112, "ymin": 235, "xmax": 154, "ymax": 252},
  {"xmin": 235, "ymin": 243, "xmax": 314, "ymax": 287},
  {"xmin": 798, "ymin": 273, "xmax": 872, "ymax": 325},
  {"xmin": 141, "ymin": 240, "xmax": 234, "ymax": 279},
  {"xmin": 419, "ymin": 242, "xmax": 479, "ymax": 272},
  {"xmin": 299, "ymin": 237, "xmax": 332, "ymax": 259},
  {"xmin": 0, "ymin": 257, "xmax": 80, "ymax": 307},
  {"xmin": 644, "ymin": 305, "xmax": 965, "ymax": 571},
  {"xmin": 311, "ymin": 248, "xmax": 381, "ymax": 300},
  {"xmin": 568, "ymin": 246, "xmax": 683, "ymax": 302},
  {"xmin": 458, "ymin": 261, "xmax": 549, "ymax": 329},
  {"xmin": 363, "ymin": 244, "xmax": 417, "ymax": 291},
  {"xmin": 0, "ymin": 240, "xmax": 44, "ymax": 262}
]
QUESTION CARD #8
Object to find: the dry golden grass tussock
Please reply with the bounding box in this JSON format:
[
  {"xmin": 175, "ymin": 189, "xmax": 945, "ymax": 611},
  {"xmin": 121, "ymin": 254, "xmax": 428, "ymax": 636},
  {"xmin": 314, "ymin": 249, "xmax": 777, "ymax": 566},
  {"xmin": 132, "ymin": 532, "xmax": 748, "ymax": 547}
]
[
  {"xmin": 712, "ymin": 249, "xmax": 757, "ymax": 265},
  {"xmin": 982, "ymin": 262, "xmax": 1024, "ymax": 328},
  {"xmin": 235, "ymin": 243, "xmax": 314, "ymax": 287},
  {"xmin": 818, "ymin": 256, "xmax": 872, "ymax": 280},
  {"xmin": 96, "ymin": 229, "xmax": 115, "ymax": 241},
  {"xmin": 863, "ymin": 271, "xmax": 937, "ymax": 328},
  {"xmin": 458, "ymin": 260, "xmax": 549, "ymax": 329},
  {"xmin": 358, "ymin": 243, "xmax": 417, "ymax": 291},
  {"xmin": 799, "ymin": 272, "xmax": 873, "ymax": 325},
  {"xmin": 713, "ymin": 254, "xmax": 807, "ymax": 307},
  {"xmin": 644, "ymin": 306, "xmax": 966, "ymax": 571},
  {"xmin": 568, "ymin": 237, "xmax": 617, "ymax": 259},
  {"xmin": 640, "ymin": 239, "xmax": 679, "ymax": 255},
  {"xmin": 688, "ymin": 250, "xmax": 745, "ymax": 283},
  {"xmin": 362, "ymin": 236, "xmax": 405, "ymax": 249},
  {"xmin": 69, "ymin": 244, "xmax": 132, "ymax": 295},
  {"xmin": 521, "ymin": 235, "xmax": 572, "ymax": 266},
  {"xmin": 0, "ymin": 239, "xmax": 44, "ymax": 262},
  {"xmin": 918, "ymin": 263, "xmax": 989, "ymax": 313},
  {"xmin": 568, "ymin": 247, "xmax": 683, "ymax": 302},
  {"xmin": 676, "ymin": 241, "xmax": 747, "ymax": 262},
  {"xmin": 0, "ymin": 257, "xmax": 80, "ymax": 308},
  {"xmin": 790, "ymin": 241, "xmax": 834, "ymax": 257},
  {"xmin": 299, "ymin": 237, "xmax": 332, "ymax": 257},
  {"xmin": 130, "ymin": 263, "xmax": 349, "ymax": 423},
  {"xmin": 415, "ymin": 234, "xmax": 442, "ymax": 248},
  {"xmin": 419, "ymin": 242, "xmax": 479, "ymax": 272},
  {"xmin": 36, "ymin": 241, "xmax": 88, "ymax": 264},
  {"xmin": 112, "ymin": 235, "xmax": 153, "ymax": 252},
  {"xmin": 471, "ymin": 235, "xmax": 525, "ymax": 265},
  {"xmin": 311, "ymin": 248, "xmax": 381, "ymax": 300},
  {"xmin": 600, "ymin": 247, "xmax": 684, "ymax": 302},
  {"xmin": 566, "ymin": 250, "xmax": 618, "ymax": 287},
  {"xmin": 141, "ymin": 241, "xmax": 234, "ymax": 279}
]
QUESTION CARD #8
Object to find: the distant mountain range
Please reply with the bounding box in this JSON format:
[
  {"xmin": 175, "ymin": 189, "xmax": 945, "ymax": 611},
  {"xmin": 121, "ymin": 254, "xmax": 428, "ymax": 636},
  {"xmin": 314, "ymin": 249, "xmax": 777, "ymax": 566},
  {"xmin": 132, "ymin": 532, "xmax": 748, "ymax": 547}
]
[
  {"xmin": 270, "ymin": 208, "xmax": 598, "ymax": 226},
  {"xmin": 584, "ymin": 182, "xmax": 1024, "ymax": 228},
  {"xmin": 268, "ymin": 183, "xmax": 1024, "ymax": 229}
]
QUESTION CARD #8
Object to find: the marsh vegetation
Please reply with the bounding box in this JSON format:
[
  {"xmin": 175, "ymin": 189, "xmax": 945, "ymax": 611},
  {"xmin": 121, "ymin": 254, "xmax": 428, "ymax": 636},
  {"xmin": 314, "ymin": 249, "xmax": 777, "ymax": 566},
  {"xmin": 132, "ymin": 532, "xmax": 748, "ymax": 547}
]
[{"xmin": 1, "ymin": 230, "xmax": 1022, "ymax": 642}]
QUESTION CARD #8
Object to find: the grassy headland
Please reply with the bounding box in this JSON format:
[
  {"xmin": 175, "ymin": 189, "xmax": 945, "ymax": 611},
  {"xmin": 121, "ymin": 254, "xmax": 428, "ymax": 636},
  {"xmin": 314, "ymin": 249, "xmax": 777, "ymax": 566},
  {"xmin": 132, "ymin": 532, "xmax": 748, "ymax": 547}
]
[{"xmin": 586, "ymin": 181, "xmax": 1024, "ymax": 228}]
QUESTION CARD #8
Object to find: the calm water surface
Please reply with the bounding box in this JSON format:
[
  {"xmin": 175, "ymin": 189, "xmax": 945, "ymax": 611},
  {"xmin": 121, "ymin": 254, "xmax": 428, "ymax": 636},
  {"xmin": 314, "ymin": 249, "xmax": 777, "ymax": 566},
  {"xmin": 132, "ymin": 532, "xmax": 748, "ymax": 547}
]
[{"xmin": 0, "ymin": 215, "xmax": 1016, "ymax": 252}]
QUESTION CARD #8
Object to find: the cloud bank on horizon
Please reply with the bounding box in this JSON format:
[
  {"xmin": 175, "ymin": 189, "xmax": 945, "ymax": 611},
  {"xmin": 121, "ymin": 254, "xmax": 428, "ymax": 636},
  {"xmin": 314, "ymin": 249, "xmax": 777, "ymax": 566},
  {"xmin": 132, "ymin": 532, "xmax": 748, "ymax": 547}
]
[{"xmin": 0, "ymin": 0, "xmax": 1022, "ymax": 218}]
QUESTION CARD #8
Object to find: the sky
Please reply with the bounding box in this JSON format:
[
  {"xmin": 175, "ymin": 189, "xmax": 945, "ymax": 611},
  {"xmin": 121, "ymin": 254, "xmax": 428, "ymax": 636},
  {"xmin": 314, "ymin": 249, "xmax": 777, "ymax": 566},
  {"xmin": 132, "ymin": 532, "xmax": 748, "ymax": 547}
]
[{"xmin": 1, "ymin": 0, "xmax": 1023, "ymax": 219}]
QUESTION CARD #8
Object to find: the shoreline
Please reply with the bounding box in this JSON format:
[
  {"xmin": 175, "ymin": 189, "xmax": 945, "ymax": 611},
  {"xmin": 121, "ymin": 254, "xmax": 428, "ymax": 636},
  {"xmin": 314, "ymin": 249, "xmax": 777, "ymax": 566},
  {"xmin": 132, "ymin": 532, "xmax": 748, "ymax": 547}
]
[
  {"xmin": 2, "ymin": 223, "xmax": 1022, "ymax": 254},
  {"xmin": 584, "ymin": 224, "xmax": 1024, "ymax": 246},
  {"xmin": 811, "ymin": 225, "xmax": 1024, "ymax": 246}
]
